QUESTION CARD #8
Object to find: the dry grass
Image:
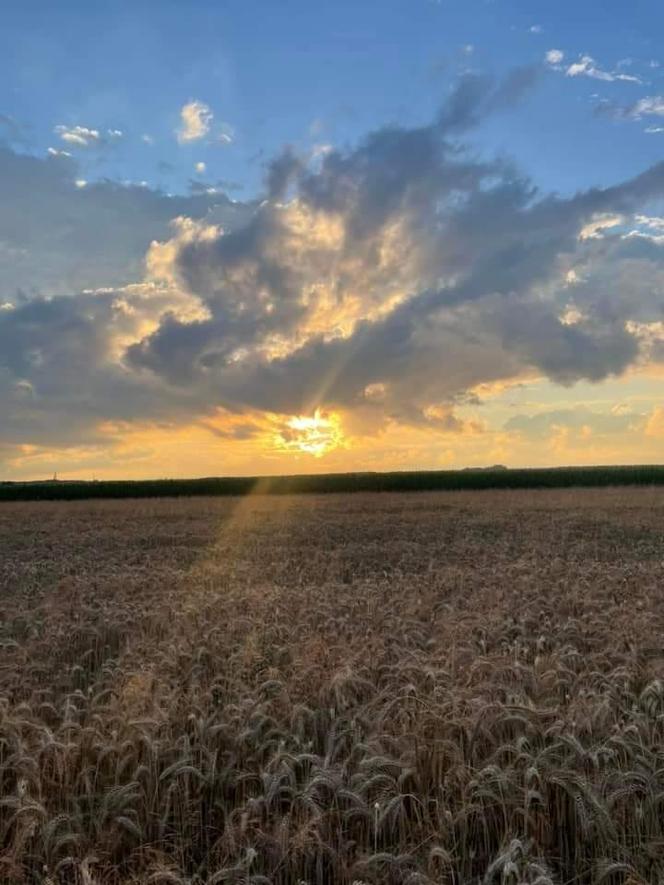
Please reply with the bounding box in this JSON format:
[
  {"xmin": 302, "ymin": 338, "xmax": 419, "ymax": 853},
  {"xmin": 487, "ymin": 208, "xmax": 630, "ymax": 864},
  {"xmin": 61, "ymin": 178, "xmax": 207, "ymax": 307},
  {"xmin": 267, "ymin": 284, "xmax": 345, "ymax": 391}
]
[{"xmin": 1, "ymin": 487, "xmax": 664, "ymax": 884}]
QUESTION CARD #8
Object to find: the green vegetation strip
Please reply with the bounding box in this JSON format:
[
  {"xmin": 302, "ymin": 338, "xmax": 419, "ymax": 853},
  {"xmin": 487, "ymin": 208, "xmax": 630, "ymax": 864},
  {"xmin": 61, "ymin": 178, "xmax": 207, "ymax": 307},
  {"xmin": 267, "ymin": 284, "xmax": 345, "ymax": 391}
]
[{"xmin": 2, "ymin": 464, "xmax": 664, "ymax": 500}]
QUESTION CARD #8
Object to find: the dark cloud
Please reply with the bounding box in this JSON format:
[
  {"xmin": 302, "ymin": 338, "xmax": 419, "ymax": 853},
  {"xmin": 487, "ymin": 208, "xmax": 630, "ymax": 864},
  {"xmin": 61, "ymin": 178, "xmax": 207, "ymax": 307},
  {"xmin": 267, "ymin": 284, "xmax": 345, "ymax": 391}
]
[
  {"xmin": 125, "ymin": 116, "xmax": 664, "ymax": 415},
  {"xmin": 437, "ymin": 66, "xmax": 540, "ymax": 133},
  {"xmin": 489, "ymin": 301, "xmax": 639, "ymax": 384},
  {"xmin": 265, "ymin": 146, "xmax": 303, "ymax": 200},
  {"xmin": 0, "ymin": 289, "xmax": 217, "ymax": 448},
  {"xmin": 1, "ymin": 69, "xmax": 664, "ymax": 466},
  {"xmin": 0, "ymin": 146, "xmax": 252, "ymax": 298},
  {"xmin": 189, "ymin": 178, "xmax": 245, "ymax": 194}
]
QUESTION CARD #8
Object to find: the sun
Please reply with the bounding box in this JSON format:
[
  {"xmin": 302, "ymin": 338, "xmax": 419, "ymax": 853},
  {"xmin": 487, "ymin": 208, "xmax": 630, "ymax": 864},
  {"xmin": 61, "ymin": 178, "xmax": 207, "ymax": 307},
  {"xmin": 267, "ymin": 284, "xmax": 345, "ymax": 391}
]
[{"xmin": 274, "ymin": 408, "xmax": 344, "ymax": 457}]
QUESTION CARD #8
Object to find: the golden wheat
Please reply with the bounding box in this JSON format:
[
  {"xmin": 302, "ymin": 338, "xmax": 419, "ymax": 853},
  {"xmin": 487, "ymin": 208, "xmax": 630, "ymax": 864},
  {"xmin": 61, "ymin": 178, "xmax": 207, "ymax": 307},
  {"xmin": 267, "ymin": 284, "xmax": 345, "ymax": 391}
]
[{"xmin": 0, "ymin": 488, "xmax": 663, "ymax": 883}]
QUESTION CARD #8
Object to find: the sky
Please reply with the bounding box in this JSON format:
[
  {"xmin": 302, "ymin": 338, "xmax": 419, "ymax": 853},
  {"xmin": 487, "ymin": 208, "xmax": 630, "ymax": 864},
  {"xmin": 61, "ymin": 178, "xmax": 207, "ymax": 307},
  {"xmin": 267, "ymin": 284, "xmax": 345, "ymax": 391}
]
[{"xmin": 1, "ymin": 0, "xmax": 663, "ymax": 480}]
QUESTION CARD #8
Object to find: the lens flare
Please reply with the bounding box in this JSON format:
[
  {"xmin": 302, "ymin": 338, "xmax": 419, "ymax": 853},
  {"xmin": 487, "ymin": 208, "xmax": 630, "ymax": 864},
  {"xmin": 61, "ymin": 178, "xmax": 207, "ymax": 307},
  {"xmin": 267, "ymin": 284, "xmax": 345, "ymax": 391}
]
[{"xmin": 274, "ymin": 408, "xmax": 343, "ymax": 457}]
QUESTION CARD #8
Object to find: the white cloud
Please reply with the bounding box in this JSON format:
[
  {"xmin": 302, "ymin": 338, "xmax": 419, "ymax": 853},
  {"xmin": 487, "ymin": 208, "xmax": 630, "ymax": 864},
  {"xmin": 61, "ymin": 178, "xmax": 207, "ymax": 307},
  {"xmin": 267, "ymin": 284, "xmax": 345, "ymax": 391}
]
[
  {"xmin": 141, "ymin": 134, "xmax": 155, "ymax": 145},
  {"xmin": 634, "ymin": 214, "xmax": 664, "ymax": 233},
  {"xmin": 311, "ymin": 143, "xmax": 333, "ymax": 160},
  {"xmin": 565, "ymin": 55, "xmax": 641, "ymax": 83},
  {"xmin": 545, "ymin": 49, "xmax": 564, "ymax": 65},
  {"xmin": 195, "ymin": 161, "xmax": 206, "ymax": 174},
  {"xmin": 559, "ymin": 304, "xmax": 587, "ymax": 326},
  {"xmin": 55, "ymin": 125, "xmax": 100, "ymax": 147},
  {"xmin": 177, "ymin": 100, "xmax": 212, "ymax": 143},
  {"xmin": 579, "ymin": 213, "xmax": 623, "ymax": 240},
  {"xmin": 54, "ymin": 125, "xmax": 124, "ymax": 148},
  {"xmin": 74, "ymin": 179, "xmax": 87, "ymax": 188},
  {"xmin": 529, "ymin": 25, "xmax": 542, "ymax": 34},
  {"xmin": 603, "ymin": 95, "xmax": 664, "ymax": 127},
  {"xmin": 47, "ymin": 147, "xmax": 71, "ymax": 158},
  {"xmin": 631, "ymin": 96, "xmax": 664, "ymax": 118}
]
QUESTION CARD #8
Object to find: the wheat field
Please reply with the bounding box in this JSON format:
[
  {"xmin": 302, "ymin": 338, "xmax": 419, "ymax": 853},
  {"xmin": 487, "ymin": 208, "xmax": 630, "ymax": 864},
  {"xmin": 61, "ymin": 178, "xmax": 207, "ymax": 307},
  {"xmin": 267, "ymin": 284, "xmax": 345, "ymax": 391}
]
[{"xmin": 1, "ymin": 487, "xmax": 664, "ymax": 884}]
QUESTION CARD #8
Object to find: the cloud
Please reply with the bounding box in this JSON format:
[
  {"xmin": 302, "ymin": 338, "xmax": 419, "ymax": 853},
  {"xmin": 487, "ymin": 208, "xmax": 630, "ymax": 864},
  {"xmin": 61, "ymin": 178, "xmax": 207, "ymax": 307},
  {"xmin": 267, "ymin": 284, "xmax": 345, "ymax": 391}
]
[
  {"xmin": 265, "ymin": 146, "xmax": 303, "ymax": 199},
  {"xmin": 54, "ymin": 125, "xmax": 124, "ymax": 148},
  {"xmin": 177, "ymin": 100, "xmax": 213, "ymax": 143},
  {"xmin": 54, "ymin": 124, "xmax": 100, "ymax": 147},
  {"xmin": 546, "ymin": 51, "xmax": 642, "ymax": 83},
  {"xmin": 596, "ymin": 95, "xmax": 664, "ymax": 127},
  {"xmin": 628, "ymin": 96, "xmax": 664, "ymax": 118},
  {"xmin": 545, "ymin": 49, "xmax": 564, "ymax": 66},
  {"xmin": 124, "ymin": 77, "xmax": 664, "ymax": 421},
  {"xmin": 633, "ymin": 214, "xmax": 664, "ymax": 235},
  {"xmin": 195, "ymin": 161, "xmax": 206, "ymax": 174},
  {"xmin": 566, "ymin": 55, "xmax": 642, "ymax": 83},
  {"xmin": 2, "ymin": 69, "xmax": 664, "ymax": 472},
  {"xmin": 0, "ymin": 283, "xmax": 215, "ymax": 449},
  {"xmin": 433, "ymin": 67, "xmax": 539, "ymax": 135},
  {"xmin": 578, "ymin": 213, "xmax": 623, "ymax": 239},
  {"xmin": 311, "ymin": 143, "xmax": 333, "ymax": 161},
  {"xmin": 0, "ymin": 144, "xmax": 252, "ymax": 299}
]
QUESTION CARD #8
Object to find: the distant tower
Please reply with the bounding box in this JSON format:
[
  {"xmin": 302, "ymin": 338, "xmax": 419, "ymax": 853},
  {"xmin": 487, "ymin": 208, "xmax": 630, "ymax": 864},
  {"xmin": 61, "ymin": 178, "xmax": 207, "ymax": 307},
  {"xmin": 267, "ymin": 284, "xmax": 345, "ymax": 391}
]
[{"xmin": 53, "ymin": 471, "xmax": 58, "ymax": 482}]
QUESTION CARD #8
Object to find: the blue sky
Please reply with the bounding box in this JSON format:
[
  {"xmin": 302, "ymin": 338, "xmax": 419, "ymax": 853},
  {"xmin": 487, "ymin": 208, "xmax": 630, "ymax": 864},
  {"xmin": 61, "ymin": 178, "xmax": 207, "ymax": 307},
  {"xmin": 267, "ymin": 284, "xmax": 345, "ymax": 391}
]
[
  {"xmin": 3, "ymin": 0, "xmax": 663, "ymax": 197},
  {"xmin": 1, "ymin": 1, "xmax": 664, "ymax": 478}
]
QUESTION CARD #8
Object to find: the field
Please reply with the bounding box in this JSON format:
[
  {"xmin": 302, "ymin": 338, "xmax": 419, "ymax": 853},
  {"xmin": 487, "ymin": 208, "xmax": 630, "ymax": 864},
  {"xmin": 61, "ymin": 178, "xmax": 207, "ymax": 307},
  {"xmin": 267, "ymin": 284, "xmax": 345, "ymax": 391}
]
[{"xmin": 1, "ymin": 488, "xmax": 664, "ymax": 884}]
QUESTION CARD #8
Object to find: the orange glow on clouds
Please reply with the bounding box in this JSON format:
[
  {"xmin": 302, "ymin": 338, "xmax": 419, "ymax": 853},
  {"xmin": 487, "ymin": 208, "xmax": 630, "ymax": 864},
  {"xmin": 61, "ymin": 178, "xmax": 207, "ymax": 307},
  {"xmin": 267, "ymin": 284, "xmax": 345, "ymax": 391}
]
[{"xmin": 5, "ymin": 370, "xmax": 664, "ymax": 482}]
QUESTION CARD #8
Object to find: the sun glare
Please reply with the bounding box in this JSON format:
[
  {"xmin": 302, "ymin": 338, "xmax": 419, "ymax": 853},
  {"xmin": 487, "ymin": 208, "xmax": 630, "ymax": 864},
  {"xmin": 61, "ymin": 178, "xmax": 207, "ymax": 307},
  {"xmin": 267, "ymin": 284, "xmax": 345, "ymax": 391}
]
[{"xmin": 274, "ymin": 408, "xmax": 343, "ymax": 457}]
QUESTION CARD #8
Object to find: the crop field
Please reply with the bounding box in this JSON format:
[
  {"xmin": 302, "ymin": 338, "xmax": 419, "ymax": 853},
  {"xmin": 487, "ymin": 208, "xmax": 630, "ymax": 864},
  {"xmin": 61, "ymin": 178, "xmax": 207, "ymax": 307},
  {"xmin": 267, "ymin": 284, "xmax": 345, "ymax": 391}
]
[
  {"xmin": 2, "ymin": 465, "xmax": 664, "ymax": 501},
  {"xmin": 1, "ymin": 487, "xmax": 664, "ymax": 884}
]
